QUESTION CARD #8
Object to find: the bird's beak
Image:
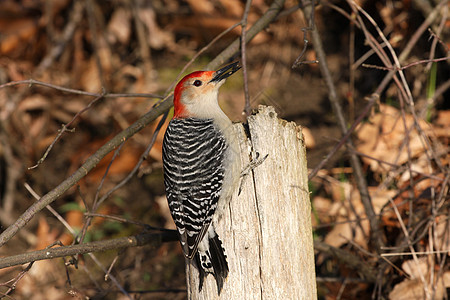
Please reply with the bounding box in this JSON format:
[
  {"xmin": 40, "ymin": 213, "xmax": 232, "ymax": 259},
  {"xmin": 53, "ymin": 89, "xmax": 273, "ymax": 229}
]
[{"xmin": 209, "ymin": 61, "xmax": 241, "ymax": 83}]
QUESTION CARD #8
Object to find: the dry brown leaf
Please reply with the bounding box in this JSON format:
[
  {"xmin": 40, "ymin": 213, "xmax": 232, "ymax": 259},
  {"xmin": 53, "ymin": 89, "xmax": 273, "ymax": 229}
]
[
  {"xmin": 61, "ymin": 97, "xmax": 88, "ymax": 114},
  {"xmin": 323, "ymin": 180, "xmax": 370, "ymax": 249},
  {"xmin": 171, "ymin": 16, "xmax": 269, "ymax": 45},
  {"xmin": 311, "ymin": 196, "xmax": 332, "ymax": 226},
  {"xmin": 326, "ymin": 177, "xmax": 353, "ymax": 204},
  {"xmin": 49, "ymin": 106, "xmax": 76, "ymax": 123},
  {"xmin": 322, "ymin": 179, "xmax": 397, "ymax": 249},
  {"xmin": 14, "ymin": 95, "xmax": 51, "ymax": 144},
  {"xmin": 70, "ymin": 136, "xmax": 143, "ymax": 186},
  {"xmin": 402, "ymin": 257, "xmax": 429, "ymax": 279},
  {"xmin": 399, "ymin": 160, "xmax": 445, "ymax": 195},
  {"xmin": 389, "ymin": 277, "xmax": 445, "ymax": 300},
  {"xmin": 431, "ymin": 110, "xmax": 450, "ymax": 140},
  {"xmin": 186, "ymin": 0, "xmax": 215, "ymax": 14},
  {"xmin": 97, "ymin": 39, "xmax": 113, "ymax": 75},
  {"xmin": 388, "ymin": 258, "xmax": 448, "ymax": 300},
  {"xmin": 114, "ymin": 64, "xmax": 149, "ymax": 94},
  {"xmin": 16, "ymin": 260, "xmax": 67, "ymax": 300},
  {"xmin": 155, "ymin": 195, "xmax": 176, "ymax": 230},
  {"xmin": 65, "ymin": 207, "xmax": 84, "ymax": 229},
  {"xmin": 435, "ymin": 110, "xmax": 450, "ymax": 128},
  {"xmin": 35, "ymin": 217, "xmax": 60, "ymax": 250},
  {"xmin": 389, "ymin": 258, "xmax": 448, "ymax": 300},
  {"xmin": 369, "ymin": 187, "xmax": 396, "ymax": 215},
  {"xmin": 107, "ymin": 8, "xmax": 131, "ymax": 44},
  {"xmin": 80, "ymin": 58, "xmax": 102, "ymax": 93},
  {"xmin": 138, "ymin": 6, "xmax": 174, "ymax": 50},
  {"xmin": 324, "ymin": 217, "xmax": 369, "ymax": 249},
  {"xmin": 302, "ymin": 126, "xmax": 316, "ymax": 149},
  {"xmin": 398, "ymin": 154, "xmax": 431, "ymax": 186},
  {"xmin": 444, "ymin": 271, "xmax": 450, "ymax": 288},
  {"xmin": 28, "ymin": 114, "xmax": 48, "ymax": 141},
  {"xmin": 219, "ymin": 0, "xmax": 244, "ymax": 17},
  {"xmin": 0, "ymin": 18, "xmax": 38, "ymax": 56},
  {"xmin": 356, "ymin": 104, "xmax": 432, "ymax": 173},
  {"xmin": 18, "ymin": 95, "xmax": 50, "ymax": 112},
  {"xmin": 148, "ymin": 115, "xmax": 168, "ymax": 162},
  {"xmin": 433, "ymin": 215, "xmax": 449, "ymax": 252}
]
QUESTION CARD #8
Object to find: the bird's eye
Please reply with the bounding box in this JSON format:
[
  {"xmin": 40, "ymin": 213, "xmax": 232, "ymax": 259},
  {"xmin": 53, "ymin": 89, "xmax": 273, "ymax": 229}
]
[{"xmin": 193, "ymin": 80, "xmax": 202, "ymax": 87}]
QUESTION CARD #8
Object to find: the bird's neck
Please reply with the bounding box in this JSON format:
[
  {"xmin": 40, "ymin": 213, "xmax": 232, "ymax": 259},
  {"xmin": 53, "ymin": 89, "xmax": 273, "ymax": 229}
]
[{"xmin": 177, "ymin": 93, "xmax": 232, "ymax": 129}]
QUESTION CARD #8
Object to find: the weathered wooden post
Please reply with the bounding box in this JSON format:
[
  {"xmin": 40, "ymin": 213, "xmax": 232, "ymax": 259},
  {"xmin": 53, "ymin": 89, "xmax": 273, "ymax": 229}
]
[{"xmin": 186, "ymin": 105, "xmax": 316, "ymax": 299}]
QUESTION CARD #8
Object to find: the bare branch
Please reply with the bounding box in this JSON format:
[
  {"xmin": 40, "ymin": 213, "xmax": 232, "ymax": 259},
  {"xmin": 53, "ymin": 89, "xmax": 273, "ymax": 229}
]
[
  {"xmin": 292, "ymin": 1, "xmax": 318, "ymax": 68},
  {"xmin": 241, "ymin": 0, "xmax": 252, "ymax": 116},
  {"xmin": 0, "ymin": 79, "xmax": 163, "ymax": 99},
  {"xmin": 0, "ymin": 231, "xmax": 177, "ymax": 269}
]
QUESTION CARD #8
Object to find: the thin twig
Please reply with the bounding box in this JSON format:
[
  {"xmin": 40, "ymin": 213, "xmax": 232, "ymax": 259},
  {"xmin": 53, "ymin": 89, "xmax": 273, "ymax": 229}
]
[
  {"xmin": 426, "ymin": 4, "xmax": 449, "ymax": 71},
  {"xmin": 24, "ymin": 183, "xmax": 75, "ymax": 235},
  {"xmin": 381, "ymin": 250, "xmax": 450, "ymax": 257},
  {"xmin": 0, "ymin": 79, "xmax": 163, "ymax": 99},
  {"xmin": 348, "ymin": 12, "xmax": 356, "ymax": 123},
  {"xmin": 241, "ymin": 0, "xmax": 252, "ymax": 116},
  {"xmin": 362, "ymin": 56, "xmax": 450, "ymax": 71},
  {"xmin": 292, "ymin": 1, "xmax": 318, "ymax": 68},
  {"xmin": 425, "ymin": 5, "xmax": 449, "ymax": 73},
  {"xmin": 94, "ymin": 142, "xmax": 126, "ymax": 211},
  {"xmin": 85, "ymin": 0, "xmax": 107, "ymax": 89},
  {"xmin": 0, "ymin": 262, "xmax": 34, "ymax": 297},
  {"xmin": 130, "ymin": 0, "xmax": 153, "ymax": 85},
  {"xmin": 84, "ymin": 213, "xmax": 171, "ymax": 231},
  {"xmin": 29, "ymin": 93, "xmax": 105, "ymax": 169},
  {"xmin": 105, "ymin": 251, "xmax": 121, "ymax": 281},
  {"xmin": 0, "ymin": 231, "xmax": 177, "ymax": 269},
  {"xmin": 36, "ymin": 1, "xmax": 84, "ymax": 75},
  {"xmin": 427, "ymin": 28, "xmax": 449, "ymax": 54}
]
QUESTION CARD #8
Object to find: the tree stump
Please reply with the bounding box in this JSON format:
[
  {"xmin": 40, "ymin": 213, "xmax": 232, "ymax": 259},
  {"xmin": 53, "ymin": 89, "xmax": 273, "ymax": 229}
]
[{"xmin": 186, "ymin": 106, "xmax": 316, "ymax": 299}]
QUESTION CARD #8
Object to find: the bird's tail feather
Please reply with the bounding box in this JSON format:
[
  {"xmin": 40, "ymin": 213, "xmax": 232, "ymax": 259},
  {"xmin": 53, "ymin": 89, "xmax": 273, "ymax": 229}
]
[{"xmin": 195, "ymin": 234, "xmax": 229, "ymax": 294}]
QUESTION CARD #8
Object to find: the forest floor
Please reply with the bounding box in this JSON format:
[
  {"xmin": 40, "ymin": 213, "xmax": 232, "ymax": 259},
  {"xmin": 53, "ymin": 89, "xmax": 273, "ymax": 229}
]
[{"xmin": 0, "ymin": 0, "xmax": 448, "ymax": 299}]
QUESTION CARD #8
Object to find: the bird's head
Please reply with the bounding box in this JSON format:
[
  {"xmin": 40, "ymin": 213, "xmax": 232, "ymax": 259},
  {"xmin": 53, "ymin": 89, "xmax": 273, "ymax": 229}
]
[{"xmin": 173, "ymin": 62, "xmax": 241, "ymax": 119}]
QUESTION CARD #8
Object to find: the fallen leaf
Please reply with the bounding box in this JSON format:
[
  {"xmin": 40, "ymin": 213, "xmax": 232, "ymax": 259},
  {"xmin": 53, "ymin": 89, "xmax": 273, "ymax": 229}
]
[
  {"xmin": 302, "ymin": 126, "xmax": 316, "ymax": 148},
  {"xmin": 107, "ymin": 8, "xmax": 131, "ymax": 44},
  {"xmin": 402, "ymin": 257, "xmax": 428, "ymax": 279},
  {"xmin": 356, "ymin": 104, "xmax": 432, "ymax": 173}
]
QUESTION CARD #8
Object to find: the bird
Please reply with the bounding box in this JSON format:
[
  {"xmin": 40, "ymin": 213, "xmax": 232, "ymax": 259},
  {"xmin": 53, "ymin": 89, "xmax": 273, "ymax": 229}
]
[{"xmin": 162, "ymin": 61, "xmax": 241, "ymax": 294}]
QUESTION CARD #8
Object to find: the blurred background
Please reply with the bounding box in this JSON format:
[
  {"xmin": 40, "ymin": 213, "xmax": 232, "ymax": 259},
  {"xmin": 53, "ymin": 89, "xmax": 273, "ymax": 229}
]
[{"xmin": 0, "ymin": 0, "xmax": 448, "ymax": 299}]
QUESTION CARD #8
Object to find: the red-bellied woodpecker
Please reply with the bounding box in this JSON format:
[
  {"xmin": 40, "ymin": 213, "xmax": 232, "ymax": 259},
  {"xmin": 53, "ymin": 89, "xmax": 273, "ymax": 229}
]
[{"xmin": 162, "ymin": 62, "xmax": 241, "ymax": 293}]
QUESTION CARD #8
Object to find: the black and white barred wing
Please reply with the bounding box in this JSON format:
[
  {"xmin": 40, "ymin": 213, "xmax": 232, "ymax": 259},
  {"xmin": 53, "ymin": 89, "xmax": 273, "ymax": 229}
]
[{"xmin": 162, "ymin": 118, "xmax": 227, "ymax": 259}]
